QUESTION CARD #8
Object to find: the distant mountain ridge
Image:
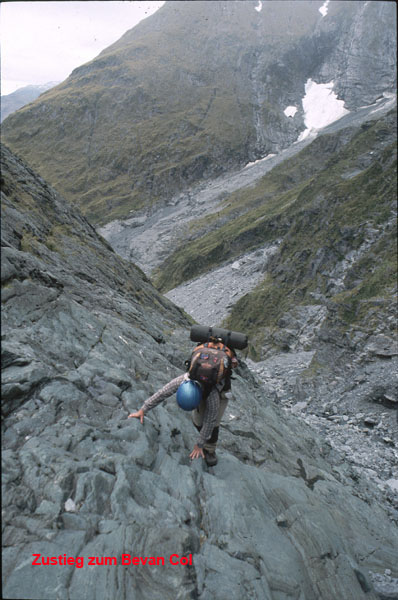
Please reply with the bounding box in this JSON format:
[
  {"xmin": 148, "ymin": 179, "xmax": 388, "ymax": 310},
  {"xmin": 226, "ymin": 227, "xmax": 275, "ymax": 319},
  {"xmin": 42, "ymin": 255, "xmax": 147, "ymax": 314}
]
[
  {"xmin": 1, "ymin": 82, "xmax": 59, "ymax": 122},
  {"xmin": 2, "ymin": 1, "xmax": 396, "ymax": 225}
]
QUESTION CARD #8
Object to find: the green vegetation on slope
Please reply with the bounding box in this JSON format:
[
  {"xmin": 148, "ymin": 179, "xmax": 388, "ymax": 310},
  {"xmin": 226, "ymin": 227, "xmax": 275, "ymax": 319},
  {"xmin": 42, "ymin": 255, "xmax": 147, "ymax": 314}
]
[
  {"xmin": 154, "ymin": 115, "xmax": 396, "ymax": 293},
  {"xmin": 152, "ymin": 112, "xmax": 397, "ymax": 358},
  {"xmin": 1, "ymin": 1, "xmax": 353, "ymax": 225},
  {"xmin": 224, "ymin": 136, "xmax": 397, "ymax": 355}
]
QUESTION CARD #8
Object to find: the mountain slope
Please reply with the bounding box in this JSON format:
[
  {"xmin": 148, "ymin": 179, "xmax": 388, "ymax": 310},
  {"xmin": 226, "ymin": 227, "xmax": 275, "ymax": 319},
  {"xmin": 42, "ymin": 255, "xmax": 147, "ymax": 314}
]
[
  {"xmin": 224, "ymin": 112, "xmax": 397, "ymax": 357},
  {"xmin": 2, "ymin": 1, "xmax": 396, "ymax": 225},
  {"xmin": 155, "ymin": 111, "xmax": 396, "ymax": 296},
  {"xmin": 2, "ymin": 146, "xmax": 398, "ymax": 600},
  {"xmin": 0, "ymin": 82, "xmax": 58, "ymax": 122},
  {"xmin": 1, "ymin": 144, "xmax": 190, "ymax": 418}
]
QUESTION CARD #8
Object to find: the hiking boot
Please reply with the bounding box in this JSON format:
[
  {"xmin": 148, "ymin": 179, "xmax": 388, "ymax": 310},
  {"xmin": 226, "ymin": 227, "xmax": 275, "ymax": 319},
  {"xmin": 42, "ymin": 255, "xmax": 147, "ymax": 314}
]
[{"xmin": 204, "ymin": 449, "xmax": 217, "ymax": 466}]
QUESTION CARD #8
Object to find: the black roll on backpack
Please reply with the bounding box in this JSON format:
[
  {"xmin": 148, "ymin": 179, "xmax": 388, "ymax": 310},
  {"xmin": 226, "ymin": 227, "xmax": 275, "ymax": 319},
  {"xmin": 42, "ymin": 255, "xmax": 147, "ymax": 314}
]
[{"xmin": 190, "ymin": 325, "xmax": 248, "ymax": 350}]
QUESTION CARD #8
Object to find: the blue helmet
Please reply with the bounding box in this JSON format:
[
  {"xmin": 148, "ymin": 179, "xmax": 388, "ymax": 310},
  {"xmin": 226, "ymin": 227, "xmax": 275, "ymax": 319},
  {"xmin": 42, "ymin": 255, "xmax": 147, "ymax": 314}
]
[{"xmin": 176, "ymin": 380, "xmax": 202, "ymax": 411}]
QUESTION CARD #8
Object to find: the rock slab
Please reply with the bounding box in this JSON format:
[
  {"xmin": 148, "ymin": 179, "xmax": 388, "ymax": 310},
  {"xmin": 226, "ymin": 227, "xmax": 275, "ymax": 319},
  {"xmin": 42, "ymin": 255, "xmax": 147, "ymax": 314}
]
[{"xmin": 2, "ymin": 145, "xmax": 398, "ymax": 599}]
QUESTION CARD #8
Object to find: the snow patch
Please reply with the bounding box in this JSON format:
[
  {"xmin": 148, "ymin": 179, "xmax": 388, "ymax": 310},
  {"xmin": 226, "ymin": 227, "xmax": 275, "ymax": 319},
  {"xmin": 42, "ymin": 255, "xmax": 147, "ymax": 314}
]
[
  {"xmin": 358, "ymin": 92, "xmax": 396, "ymax": 112},
  {"xmin": 255, "ymin": 1, "xmax": 262, "ymax": 12},
  {"xmin": 244, "ymin": 154, "xmax": 276, "ymax": 169},
  {"xmin": 297, "ymin": 79, "xmax": 349, "ymax": 142},
  {"xmin": 296, "ymin": 128, "xmax": 318, "ymax": 143},
  {"xmin": 319, "ymin": 0, "xmax": 330, "ymax": 17},
  {"xmin": 284, "ymin": 106, "xmax": 298, "ymax": 118}
]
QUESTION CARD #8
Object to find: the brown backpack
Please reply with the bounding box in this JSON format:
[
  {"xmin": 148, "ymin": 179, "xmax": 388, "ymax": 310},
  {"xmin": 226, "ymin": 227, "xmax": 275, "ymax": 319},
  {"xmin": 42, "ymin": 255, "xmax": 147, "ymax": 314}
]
[{"xmin": 189, "ymin": 342, "xmax": 233, "ymax": 387}]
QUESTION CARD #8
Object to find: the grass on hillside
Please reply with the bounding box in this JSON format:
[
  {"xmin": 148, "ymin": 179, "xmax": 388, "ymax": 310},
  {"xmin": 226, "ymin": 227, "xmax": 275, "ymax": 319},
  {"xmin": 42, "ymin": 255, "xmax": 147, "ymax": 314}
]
[
  {"xmin": 154, "ymin": 115, "xmax": 396, "ymax": 293},
  {"xmin": 224, "ymin": 147, "xmax": 396, "ymax": 356},
  {"xmin": 2, "ymin": 0, "xmax": 348, "ymax": 226},
  {"xmin": 151, "ymin": 113, "xmax": 397, "ymax": 358}
]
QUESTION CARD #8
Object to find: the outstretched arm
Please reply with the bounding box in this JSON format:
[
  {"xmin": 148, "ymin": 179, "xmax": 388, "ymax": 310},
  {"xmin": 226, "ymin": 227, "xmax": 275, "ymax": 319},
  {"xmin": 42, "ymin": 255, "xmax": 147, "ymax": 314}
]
[{"xmin": 128, "ymin": 373, "xmax": 187, "ymax": 421}]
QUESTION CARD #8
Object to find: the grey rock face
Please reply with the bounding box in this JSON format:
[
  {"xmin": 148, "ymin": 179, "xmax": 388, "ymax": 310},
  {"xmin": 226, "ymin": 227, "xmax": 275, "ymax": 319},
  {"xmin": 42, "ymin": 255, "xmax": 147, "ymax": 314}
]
[
  {"xmin": 2, "ymin": 145, "xmax": 398, "ymax": 599},
  {"xmin": 318, "ymin": 1, "xmax": 397, "ymax": 108}
]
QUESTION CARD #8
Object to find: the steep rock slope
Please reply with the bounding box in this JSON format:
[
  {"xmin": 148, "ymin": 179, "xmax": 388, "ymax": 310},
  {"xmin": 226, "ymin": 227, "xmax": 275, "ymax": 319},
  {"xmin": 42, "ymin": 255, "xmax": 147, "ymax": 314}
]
[
  {"xmin": 2, "ymin": 1, "xmax": 396, "ymax": 225},
  {"xmin": 2, "ymin": 149, "xmax": 398, "ymax": 599}
]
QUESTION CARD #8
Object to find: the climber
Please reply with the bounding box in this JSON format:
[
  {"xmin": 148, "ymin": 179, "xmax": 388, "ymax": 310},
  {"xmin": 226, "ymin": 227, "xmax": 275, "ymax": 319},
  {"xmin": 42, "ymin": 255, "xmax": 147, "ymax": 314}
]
[{"xmin": 128, "ymin": 336, "xmax": 239, "ymax": 467}]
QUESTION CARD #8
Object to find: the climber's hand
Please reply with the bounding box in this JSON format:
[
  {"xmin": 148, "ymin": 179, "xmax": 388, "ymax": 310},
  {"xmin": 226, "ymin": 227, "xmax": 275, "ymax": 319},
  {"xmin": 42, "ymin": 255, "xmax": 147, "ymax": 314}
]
[
  {"xmin": 128, "ymin": 409, "xmax": 145, "ymax": 424},
  {"xmin": 190, "ymin": 445, "xmax": 205, "ymax": 460}
]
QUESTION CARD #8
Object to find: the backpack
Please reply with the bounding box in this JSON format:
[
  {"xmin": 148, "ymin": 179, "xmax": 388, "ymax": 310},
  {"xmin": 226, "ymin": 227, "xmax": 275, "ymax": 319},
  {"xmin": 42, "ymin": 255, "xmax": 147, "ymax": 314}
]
[{"xmin": 188, "ymin": 341, "xmax": 233, "ymax": 387}]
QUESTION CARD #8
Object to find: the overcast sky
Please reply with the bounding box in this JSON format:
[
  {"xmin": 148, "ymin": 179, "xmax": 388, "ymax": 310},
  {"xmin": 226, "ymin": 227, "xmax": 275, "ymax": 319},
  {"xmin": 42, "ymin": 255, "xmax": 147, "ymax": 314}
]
[{"xmin": 0, "ymin": 1, "xmax": 165, "ymax": 95}]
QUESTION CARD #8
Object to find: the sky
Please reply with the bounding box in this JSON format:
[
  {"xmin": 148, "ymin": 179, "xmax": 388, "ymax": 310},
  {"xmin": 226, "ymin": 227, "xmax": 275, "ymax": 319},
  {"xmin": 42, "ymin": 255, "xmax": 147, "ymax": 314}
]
[{"xmin": 0, "ymin": 1, "xmax": 165, "ymax": 95}]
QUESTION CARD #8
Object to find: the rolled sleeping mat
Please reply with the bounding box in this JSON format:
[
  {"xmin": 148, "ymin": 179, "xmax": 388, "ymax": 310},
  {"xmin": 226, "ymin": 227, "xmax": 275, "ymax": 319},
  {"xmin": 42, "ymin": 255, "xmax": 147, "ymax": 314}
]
[{"xmin": 190, "ymin": 325, "xmax": 248, "ymax": 350}]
